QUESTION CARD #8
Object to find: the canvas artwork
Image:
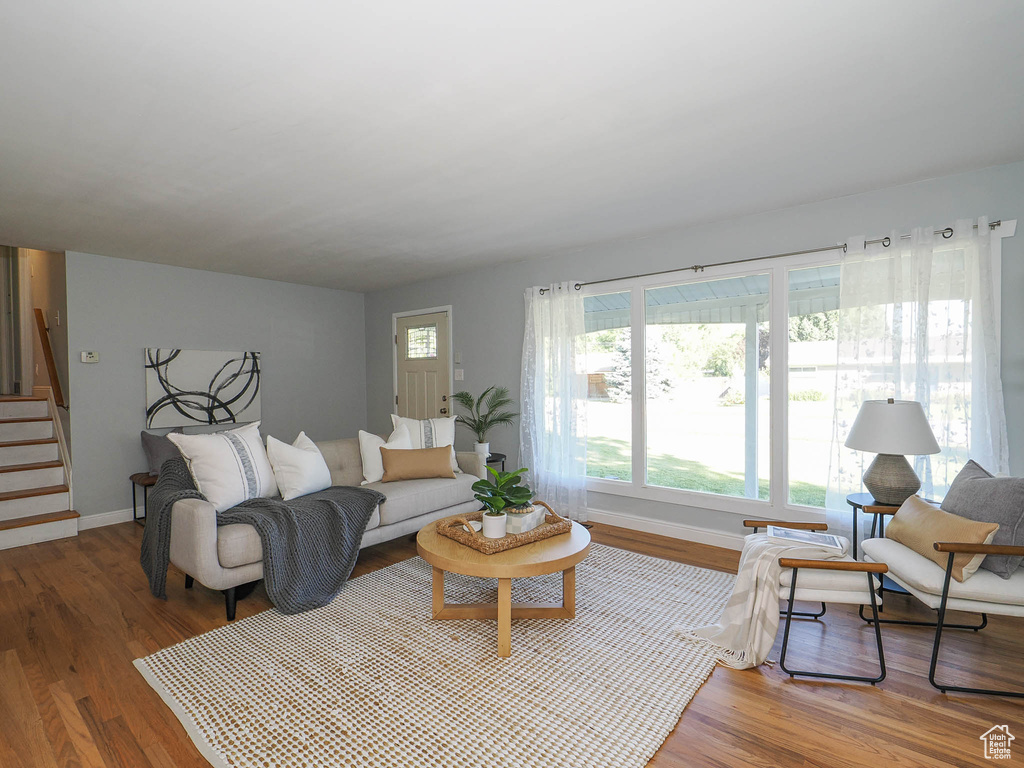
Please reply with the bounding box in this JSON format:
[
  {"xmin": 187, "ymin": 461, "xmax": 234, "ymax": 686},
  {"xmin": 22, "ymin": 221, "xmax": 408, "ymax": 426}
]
[{"xmin": 145, "ymin": 349, "xmax": 261, "ymax": 428}]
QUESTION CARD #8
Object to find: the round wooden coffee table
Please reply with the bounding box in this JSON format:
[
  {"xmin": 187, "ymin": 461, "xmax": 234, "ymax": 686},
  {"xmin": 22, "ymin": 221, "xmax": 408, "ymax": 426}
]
[{"xmin": 416, "ymin": 520, "xmax": 591, "ymax": 657}]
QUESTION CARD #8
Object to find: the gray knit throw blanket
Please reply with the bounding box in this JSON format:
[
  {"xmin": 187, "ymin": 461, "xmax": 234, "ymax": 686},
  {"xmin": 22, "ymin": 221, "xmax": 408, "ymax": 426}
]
[{"xmin": 141, "ymin": 456, "xmax": 385, "ymax": 615}]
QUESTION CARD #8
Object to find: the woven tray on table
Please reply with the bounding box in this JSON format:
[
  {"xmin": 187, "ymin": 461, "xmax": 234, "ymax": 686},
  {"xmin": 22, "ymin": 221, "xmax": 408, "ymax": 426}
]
[{"xmin": 436, "ymin": 500, "xmax": 572, "ymax": 554}]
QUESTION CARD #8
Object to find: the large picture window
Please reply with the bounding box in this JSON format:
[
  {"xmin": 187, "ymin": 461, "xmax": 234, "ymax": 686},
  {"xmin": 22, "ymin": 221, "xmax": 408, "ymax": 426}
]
[{"xmin": 582, "ymin": 257, "xmax": 844, "ymax": 514}]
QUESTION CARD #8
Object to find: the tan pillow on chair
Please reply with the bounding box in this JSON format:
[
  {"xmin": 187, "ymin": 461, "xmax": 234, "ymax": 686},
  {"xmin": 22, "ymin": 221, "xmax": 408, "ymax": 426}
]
[
  {"xmin": 380, "ymin": 446, "xmax": 457, "ymax": 482},
  {"xmin": 886, "ymin": 495, "xmax": 999, "ymax": 582}
]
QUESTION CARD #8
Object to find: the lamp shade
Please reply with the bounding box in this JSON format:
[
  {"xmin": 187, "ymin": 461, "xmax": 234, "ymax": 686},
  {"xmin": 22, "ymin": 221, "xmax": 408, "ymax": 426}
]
[{"xmin": 844, "ymin": 399, "xmax": 940, "ymax": 455}]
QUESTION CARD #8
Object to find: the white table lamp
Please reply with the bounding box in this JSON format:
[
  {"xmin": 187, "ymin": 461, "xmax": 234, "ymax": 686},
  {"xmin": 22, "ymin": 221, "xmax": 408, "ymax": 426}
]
[{"xmin": 845, "ymin": 398, "xmax": 940, "ymax": 506}]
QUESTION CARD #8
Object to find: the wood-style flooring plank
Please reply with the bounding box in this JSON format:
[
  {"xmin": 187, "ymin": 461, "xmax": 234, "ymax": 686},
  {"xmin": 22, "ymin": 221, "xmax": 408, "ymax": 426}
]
[{"xmin": 0, "ymin": 519, "xmax": 1020, "ymax": 768}]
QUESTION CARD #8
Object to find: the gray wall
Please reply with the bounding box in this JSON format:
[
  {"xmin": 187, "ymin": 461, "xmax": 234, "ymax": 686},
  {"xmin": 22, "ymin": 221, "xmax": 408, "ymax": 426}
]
[
  {"xmin": 364, "ymin": 160, "xmax": 1024, "ymax": 536},
  {"xmin": 66, "ymin": 252, "xmax": 367, "ymax": 517}
]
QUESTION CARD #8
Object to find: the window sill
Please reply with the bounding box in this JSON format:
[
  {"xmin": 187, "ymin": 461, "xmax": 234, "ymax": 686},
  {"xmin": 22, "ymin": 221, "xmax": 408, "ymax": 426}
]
[{"xmin": 587, "ymin": 477, "xmax": 826, "ymax": 521}]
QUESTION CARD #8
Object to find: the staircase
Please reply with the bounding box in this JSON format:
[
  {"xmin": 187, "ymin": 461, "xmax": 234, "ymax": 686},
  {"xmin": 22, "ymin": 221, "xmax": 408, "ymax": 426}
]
[{"xmin": 0, "ymin": 395, "xmax": 77, "ymax": 549}]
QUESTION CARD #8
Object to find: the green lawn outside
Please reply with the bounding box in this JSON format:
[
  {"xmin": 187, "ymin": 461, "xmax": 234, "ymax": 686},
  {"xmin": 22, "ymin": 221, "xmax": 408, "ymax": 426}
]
[{"xmin": 586, "ymin": 435, "xmax": 827, "ymax": 507}]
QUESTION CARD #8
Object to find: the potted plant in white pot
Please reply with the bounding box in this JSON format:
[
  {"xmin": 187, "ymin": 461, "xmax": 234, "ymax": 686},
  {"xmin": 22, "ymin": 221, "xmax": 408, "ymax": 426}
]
[
  {"xmin": 472, "ymin": 467, "xmax": 544, "ymax": 537},
  {"xmin": 452, "ymin": 386, "xmax": 518, "ymax": 457}
]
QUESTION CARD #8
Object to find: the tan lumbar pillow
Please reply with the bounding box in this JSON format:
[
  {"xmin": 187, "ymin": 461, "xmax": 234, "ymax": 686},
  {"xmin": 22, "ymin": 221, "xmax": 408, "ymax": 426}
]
[
  {"xmin": 380, "ymin": 446, "xmax": 457, "ymax": 482},
  {"xmin": 885, "ymin": 495, "xmax": 999, "ymax": 582}
]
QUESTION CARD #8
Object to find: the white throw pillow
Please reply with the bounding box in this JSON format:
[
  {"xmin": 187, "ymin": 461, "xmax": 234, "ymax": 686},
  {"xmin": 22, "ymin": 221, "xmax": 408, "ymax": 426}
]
[
  {"xmin": 389, "ymin": 414, "xmax": 461, "ymax": 473},
  {"xmin": 168, "ymin": 421, "xmax": 278, "ymax": 512},
  {"xmin": 358, "ymin": 424, "xmax": 412, "ymax": 485},
  {"xmin": 266, "ymin": 432, "xmax": 332, "ymax": 501}
]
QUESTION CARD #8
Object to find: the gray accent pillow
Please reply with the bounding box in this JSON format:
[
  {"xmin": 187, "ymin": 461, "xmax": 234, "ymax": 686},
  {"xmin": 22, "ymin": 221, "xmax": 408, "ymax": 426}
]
[
  {"xmin": 940, "ymin": 460, "xmax": 1024, "ymax": 579},
  {"xmin": 141, "ymin": 430, "xmax": 183, "ymax": 476}
]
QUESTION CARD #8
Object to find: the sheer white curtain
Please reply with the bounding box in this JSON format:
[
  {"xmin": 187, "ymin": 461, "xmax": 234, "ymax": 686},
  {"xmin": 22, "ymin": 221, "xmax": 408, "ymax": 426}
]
[
  {"xmin": 826, "ymin": 217, "xmax": 1008, "ymax": 534},
  {"xmin": 519, "ymin": 282, "xmax": 588, "ymax": 520}
]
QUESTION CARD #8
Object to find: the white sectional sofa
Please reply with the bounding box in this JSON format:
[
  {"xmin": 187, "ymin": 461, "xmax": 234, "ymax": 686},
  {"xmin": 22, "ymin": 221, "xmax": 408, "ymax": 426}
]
[{"xmin": 168, "ymin": 437, "xmax": 486, "ymax": 616}]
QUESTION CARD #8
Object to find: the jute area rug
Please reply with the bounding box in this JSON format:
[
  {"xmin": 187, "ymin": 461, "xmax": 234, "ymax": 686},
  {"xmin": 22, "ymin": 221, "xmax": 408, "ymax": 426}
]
[{"xmin": 135, "ymin": 542, "xmax": 734, "ymax": 768}]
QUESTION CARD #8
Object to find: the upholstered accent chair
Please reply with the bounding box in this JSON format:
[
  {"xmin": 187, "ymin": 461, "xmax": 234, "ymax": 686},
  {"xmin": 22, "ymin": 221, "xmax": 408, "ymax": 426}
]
[
  {"xmin": 862, "ymin": 532, "xmax": 1024, "ymax": 698},
  {"xmin": 743, "ymin": 520, "xmax": 888, "ymax": 684}
]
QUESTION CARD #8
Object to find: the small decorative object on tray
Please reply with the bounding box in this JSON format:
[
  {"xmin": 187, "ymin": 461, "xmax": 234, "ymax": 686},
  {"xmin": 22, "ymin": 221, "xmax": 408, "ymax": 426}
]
[
  {"xmin": 438, "ymin": 501, "xmax": 572, "ymax": 554},
  {"xmin": 472, "ymin": 465, "xmax": 541, "ymax": 539}
]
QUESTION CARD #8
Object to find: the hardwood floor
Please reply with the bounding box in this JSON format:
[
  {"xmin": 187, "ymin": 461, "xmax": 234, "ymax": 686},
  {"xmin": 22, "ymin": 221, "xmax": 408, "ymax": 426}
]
[{"xmin": 1, "ymin": 521, "xmax": 1019, "ymax": 767}]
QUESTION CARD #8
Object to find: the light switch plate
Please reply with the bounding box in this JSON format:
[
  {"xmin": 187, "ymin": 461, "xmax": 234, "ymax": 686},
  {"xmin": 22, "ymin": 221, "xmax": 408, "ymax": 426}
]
[
  {"xmin": 81, "ymin": 351, "xmax": 100, "ymax": 363},
  {"xmin": 454, "ymin": 368, "xmax": 464, "ymax": 381},
  {"xmin": 454, "ymin": 351, "xmax": 462, "ymax": 364}
]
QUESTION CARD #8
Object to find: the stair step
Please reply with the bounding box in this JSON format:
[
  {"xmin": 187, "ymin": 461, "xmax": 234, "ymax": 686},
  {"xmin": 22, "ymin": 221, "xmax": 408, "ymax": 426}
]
[
  {"xmin": 0, "ymin": 396, "xmax": 46, "ymax": 402},
  {"xmin": 0, "ymin": 509, "xmax": 79, "ymax": 532},
  {"xmin": 0, "ymin": 485, "xmax": 70, "ymax": 521},
  {"xmin": 0, "ymin": 462, "xmax": 65, "ymax": 493},
  {"xmin": 0, "ymin": 484, "xmax": 69, "ymax": 502},
  {"xmin": 0, "ymin": 399, "xmax": 49, "ymax": 419},
  {"xmin": 0, "ymin": 439, "xmax": 59, "ymax": 467},
  {"xmin": 0, "ymin": 438, "xmax": 58, "ymax": 448},
  {"xmin": 0, "ymin": 460, "xmax": 63, "ymax": 474},
  {"xmin": 0, "ymin": 417, "xmax": 52, "ymax": 423},
  {"xmin": 0, "ymin": 510, "xmax": 78, "ymax": 550},
  {"xmin": 0, "ymin": 419, "xmax": 54, "ymax": 441}
]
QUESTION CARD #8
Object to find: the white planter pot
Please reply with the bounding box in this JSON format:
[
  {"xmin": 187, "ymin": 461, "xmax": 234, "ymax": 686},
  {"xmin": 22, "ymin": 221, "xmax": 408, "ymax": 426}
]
[
  {"xmin": 474, "ymin": 441, "xmax": 490, "ymax": 457},
  {"xmin": 505, "ymin": 506, "xmax": 546, "ymax": 535},
  {"xmin": 481, "ymin": 512, "xmax": 506, "ymax": 538}
]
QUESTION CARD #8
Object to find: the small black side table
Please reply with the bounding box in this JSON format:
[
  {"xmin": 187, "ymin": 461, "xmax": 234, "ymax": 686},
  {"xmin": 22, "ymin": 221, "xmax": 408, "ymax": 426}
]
[
  {"xmin": 486, "ymin": 452, "xmax": 506, "ymax": 472},
  {"xmin": 847, "ymin": 492, "xmax": 900, "ymax": 560},
  {"xmin": 131, "ymin": 472, "xmax": 157, "ymax": 525}
]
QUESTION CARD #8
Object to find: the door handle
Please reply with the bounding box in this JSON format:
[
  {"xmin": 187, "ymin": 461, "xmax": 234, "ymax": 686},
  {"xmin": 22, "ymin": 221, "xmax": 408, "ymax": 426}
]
[{"xmin": 439, "ymin": 407, "xmax": 448, "ymax": 415}]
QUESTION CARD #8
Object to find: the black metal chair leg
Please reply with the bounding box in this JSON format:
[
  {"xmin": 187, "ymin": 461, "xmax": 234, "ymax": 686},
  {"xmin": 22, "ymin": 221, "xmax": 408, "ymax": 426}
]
[
  {"xmin": 859, "ymin": 602, "xmax": 987, "ymax": 630},
  {"xmin": 224, "ymin": 587, "xmax": 237, "ymax": 621},
  {"xmin": 781, "ymin": 601, "xmax": 827, "ymax": 619},
  {"xmin": 779, "ymin": 568, "xmax": 885, "ymax": 684},
  {"xmin": 185, "ymin": 574, "xmax": 194, "ymax": 589},
  {"xmin": 131, "ymin": 481, "xmax": 138, "ymax": 521},
  {"xmin": 928, "ymin": 552, "xmax": 1024, "ymax": 698}
]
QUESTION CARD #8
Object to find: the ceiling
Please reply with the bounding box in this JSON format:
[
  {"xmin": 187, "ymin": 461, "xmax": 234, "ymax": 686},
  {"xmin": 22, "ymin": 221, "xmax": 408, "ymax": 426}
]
[{"xmin": 2, "ymin": 1, "xmax": 1023, "ymax": 293}]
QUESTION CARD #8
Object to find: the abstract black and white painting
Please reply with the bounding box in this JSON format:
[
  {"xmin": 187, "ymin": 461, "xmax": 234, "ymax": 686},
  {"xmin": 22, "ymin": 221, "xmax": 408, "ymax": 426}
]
[{"xmin": 145, "ymin": 349, "xmax": 261, "ymax": 428}]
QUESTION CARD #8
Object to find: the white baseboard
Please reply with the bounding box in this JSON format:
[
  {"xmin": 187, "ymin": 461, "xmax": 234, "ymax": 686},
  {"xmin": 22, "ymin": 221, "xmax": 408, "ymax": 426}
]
[
  {"xmin": 587, "ymin": 508, "xmax": 745, "ymax": 551},
  {"xmin": 78, "ymin": 508, "xmax": 135, "ymax": 530}
]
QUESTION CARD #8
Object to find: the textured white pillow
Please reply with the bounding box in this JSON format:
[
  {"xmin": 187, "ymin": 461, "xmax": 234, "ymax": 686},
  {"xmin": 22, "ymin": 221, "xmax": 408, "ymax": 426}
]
[
  {"xmin": 358, "ymin": 424, "xmax": 411, "ymax": 484},
  {"xmin": 266, "ymin": 432, "xmax": 332, "ymax": 501},
  {"xmin": 168, "ymin": 421, "xmax": 278, "ymax": 512},
  {"xmin": 389, "ymin": 414, "xmax": 461, "ymax": 473}
]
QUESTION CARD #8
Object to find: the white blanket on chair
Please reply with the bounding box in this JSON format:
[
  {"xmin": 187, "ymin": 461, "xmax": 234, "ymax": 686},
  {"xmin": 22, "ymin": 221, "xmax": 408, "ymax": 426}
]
[{"xmin": 676, "ymin": 532, "xmax": 850, "ymax": 669}]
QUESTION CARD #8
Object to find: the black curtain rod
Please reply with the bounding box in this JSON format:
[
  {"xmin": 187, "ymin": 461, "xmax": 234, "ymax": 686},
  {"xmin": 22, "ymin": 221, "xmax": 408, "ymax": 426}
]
[{"xmin": 539, "ymin": 220, "xmax": 1002, "ymax": 294}]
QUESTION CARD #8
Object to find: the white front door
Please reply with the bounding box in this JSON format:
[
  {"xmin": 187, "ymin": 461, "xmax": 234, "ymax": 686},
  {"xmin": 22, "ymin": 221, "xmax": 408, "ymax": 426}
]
[{"xmin": 394, "ymin": 310, "xmax": 451, "ymax": 419}]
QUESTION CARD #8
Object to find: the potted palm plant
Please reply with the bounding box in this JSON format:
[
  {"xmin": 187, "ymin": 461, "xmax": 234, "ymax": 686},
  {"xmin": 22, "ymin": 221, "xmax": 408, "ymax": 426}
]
[
  {"xmin": 472, "ymin": 467, "xmax": 544, "ymax": 537},
  {"xmin": 452, "ymin": 386, "xmax": 518, "ymax": 457}
]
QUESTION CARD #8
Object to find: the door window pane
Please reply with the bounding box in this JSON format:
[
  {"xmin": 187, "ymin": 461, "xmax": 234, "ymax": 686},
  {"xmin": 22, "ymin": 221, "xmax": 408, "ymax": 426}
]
[
  {"xmin": 406, "ymin": 325, "xmax": 438, "ymax": 359},
  {"xmin": 787, "ymin": 265, "xmax": 839, "ymax": 507},
  {"xmin": 645, "ymin": 275, "xmax": 770, "ymax": 499},
  {"xmin": 584, "ymin": 291, "xmax": 631, "ymax": 481}
]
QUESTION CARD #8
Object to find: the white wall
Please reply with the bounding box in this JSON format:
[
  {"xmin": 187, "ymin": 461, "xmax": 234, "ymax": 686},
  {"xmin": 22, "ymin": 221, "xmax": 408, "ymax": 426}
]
[
  {"xmin": 364, "ymin": 161, "xmax": 1024, "ymax": 539},
  {"xmin": 66, "ymin": 252, "xmax": 367, "ymax": 518}
]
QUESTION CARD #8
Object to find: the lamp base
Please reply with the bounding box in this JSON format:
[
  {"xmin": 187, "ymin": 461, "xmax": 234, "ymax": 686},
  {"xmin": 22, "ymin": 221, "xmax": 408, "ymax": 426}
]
[{"xmin": 863, "ymin": 454, "xmax": 921, "ymax": 506}]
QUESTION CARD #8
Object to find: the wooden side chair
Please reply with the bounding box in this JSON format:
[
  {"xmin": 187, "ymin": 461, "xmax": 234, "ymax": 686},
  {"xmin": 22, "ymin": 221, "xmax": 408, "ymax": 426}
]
[{"xmin": 743, "ymin": 520, "xmax": 889, "ymax": 685}]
